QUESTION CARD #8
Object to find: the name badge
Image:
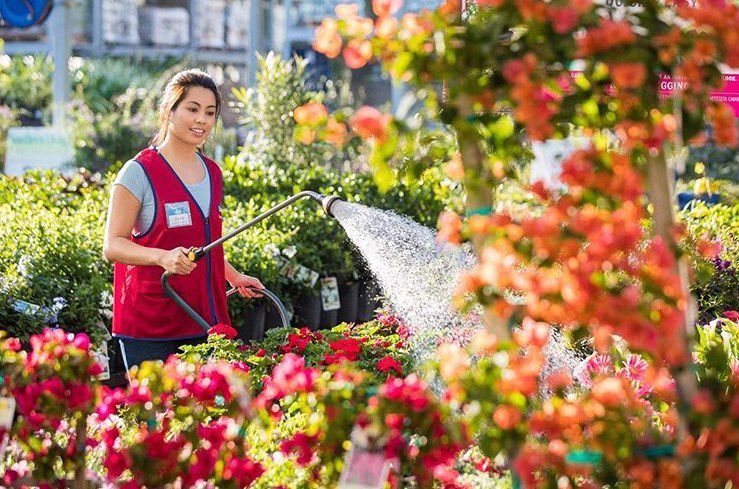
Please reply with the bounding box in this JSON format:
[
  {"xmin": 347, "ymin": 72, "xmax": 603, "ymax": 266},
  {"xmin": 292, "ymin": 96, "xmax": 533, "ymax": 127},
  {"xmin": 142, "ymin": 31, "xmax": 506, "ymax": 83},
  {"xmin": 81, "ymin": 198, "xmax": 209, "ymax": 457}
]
[{"xmin": 164, "ymin": 201, "xmax": 192, "ymax": 228}]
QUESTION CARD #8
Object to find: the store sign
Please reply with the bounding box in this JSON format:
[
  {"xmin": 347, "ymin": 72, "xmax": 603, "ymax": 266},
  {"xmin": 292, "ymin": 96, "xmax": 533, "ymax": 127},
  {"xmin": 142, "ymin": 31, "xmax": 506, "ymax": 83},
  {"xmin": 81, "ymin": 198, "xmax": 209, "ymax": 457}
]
[
  {"xmin": 3, "ymin": 126, "xmax": 74, "ymax": 175},
  {"xmin": 659, "ymin": 72, "xmax": 739, "ymax": 118},
  {"xmin": 568, "ymin": 70, "xmax": 739, "ymax": 118}
]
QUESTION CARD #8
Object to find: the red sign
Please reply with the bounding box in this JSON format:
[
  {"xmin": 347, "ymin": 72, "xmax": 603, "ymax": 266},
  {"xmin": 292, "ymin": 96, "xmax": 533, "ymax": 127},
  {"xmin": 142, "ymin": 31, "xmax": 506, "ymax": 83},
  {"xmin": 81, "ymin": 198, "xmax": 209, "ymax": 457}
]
[{"xmin": 659, "ymin": 72, "xmax": 739, "ymax": 118}]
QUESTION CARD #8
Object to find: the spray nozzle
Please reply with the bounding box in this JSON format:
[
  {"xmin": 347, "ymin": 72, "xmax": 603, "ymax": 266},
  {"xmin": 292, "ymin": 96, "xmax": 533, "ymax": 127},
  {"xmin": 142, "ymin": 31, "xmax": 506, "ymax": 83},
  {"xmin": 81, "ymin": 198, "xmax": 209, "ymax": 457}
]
[{"xmin": 305, "ymin": 191, "xmax": 342, "ymax": 217}]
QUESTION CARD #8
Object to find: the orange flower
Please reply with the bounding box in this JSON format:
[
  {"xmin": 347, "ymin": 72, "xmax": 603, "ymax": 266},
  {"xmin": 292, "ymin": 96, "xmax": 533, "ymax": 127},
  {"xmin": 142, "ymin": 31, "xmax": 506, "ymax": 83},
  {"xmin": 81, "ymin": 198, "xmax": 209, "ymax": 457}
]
[
  {"xmin": 609, "ymin": 63, "xmax": 647, "ymax": 89},
  {"xmin": 372, "ymin": 0, "xmax": 402, "ymax": 17},
  {"xmin": 438, "ymin": 0, "xmax": 462, "ymax": 17},
  {"xmin": 437, "ymin": 211, "xmax": 463, "ymax": 244},
  {"xmin": 469, "ymin": 331, "xmax": 498, "ymax": 355},
  {"xmin": 313, "ymin": 19, "xmax": 342, "ymax": 58},
  {"xmin": 592, "ymin": 377, "xmax": 627, "ymax": 408},
  {"xmin": 344, "ymin": 16, "xmax": 374, "ymax": 38},
  {"xmin": 697, "ymin": 237, "xmax": 721, "ymax": 260},
  {"xmin": 493, "ymin": 404, "xmax": 522, "ymax": 430},
  {"xmin": 401, "ymin": 13, "xmax": 434, "ymax": 37},
  {"xmin": 477, "ymin": 0, "xmax": 505, "ymax": 7},
  {"xmin": 295, "ymin": 126, "xmax": 316, "ymax": 145},
  {"xmin": 437, "ymin": 343, "xmax": 470, "ymax": 382},
  {"xmin": 350, "ymin": 105, "xmax": 391, "ymax": 142},
  {"xmin": 691, "ymin": 39, "xmax": 716, "ymax": 65},
  {"xmin": 443, "ymin": 152, "xmax": 464, "ymax": 180},
  {"xmin": 343, "ymin": 38, "xmax": 373, "ymax": 69},
  {"xmin": 323, "ymin": 118, "xmax": 347, "ymax": 148},
  {"xmin": 707, "ymin": 102, "xmax": 738, "ymax": 147},
  {"xmin": 375, "ymin": 15, "xmax": 399, "ymax": 39},
  {"xmin": 293, "ymin": 103, "xmax": 328, "ymax": 125},
  {"xmin": 335, "ymin": 3, "xmax": 360, "ymax": 19}
]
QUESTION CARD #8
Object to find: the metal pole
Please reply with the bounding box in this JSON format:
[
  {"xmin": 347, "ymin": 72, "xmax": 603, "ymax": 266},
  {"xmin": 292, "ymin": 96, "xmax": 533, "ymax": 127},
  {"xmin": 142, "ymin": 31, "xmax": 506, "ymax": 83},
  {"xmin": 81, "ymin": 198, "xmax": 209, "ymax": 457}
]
[
  {"xmin": 91, "ymin": 0, "xmax": 103, "ymax": 56},
  {"xmin": 49, "ymin": 0, "xmax": 72, "ymax": 128},
  {"xmin": 248, "ymin": 0, "xmax": 262, "ymax": 83}
]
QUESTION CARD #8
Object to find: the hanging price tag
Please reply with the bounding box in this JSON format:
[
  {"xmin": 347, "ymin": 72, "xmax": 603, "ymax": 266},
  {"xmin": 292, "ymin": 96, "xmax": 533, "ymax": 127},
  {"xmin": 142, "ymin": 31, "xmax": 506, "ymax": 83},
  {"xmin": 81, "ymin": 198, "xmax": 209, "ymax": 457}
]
[
  {"xmin": 321, "ymin": 277, "xmax": 341, "ymax": 311},
  {"xmin": 338, "ymin": 447, "xmax": 393, "ymax": 489}
]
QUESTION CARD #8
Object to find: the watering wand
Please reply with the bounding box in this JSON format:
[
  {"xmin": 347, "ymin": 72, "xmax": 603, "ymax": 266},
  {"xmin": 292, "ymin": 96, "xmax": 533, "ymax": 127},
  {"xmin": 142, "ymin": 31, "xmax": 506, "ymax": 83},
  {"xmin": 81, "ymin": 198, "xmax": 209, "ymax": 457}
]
[{"xmin": 161, "ymin": 190, "xmax": 344, "ymax": 332}]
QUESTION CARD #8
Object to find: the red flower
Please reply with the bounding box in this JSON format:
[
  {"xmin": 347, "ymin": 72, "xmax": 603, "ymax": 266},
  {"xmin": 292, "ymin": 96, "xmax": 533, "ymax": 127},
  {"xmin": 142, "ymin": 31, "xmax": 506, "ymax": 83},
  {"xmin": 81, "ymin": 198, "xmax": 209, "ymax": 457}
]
[
  {"xmin": 328, "ymin": 338, "xmax": 364, "ymax": 361},
  {"xmin": 207, "ymin": 323, "xmax": 237, "ymax": 339},
  {"xmin": 724, "ymin": 310, "xmax": 739, "ymax": 322},
  {"xmin": 103, "ymin": 450, "xmax": 131, "ymax": 480},
  {"xmin": 378, "ymin": 356, "xmax": 403, "ymax": 375}
]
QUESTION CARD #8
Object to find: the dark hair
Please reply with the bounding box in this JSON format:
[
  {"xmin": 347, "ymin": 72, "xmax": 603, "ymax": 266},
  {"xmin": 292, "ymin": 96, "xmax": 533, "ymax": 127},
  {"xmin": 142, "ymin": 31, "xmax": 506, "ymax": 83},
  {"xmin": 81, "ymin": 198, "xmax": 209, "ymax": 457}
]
[{"xmin": 150, "ymin": 69, "xmax": 222, "ymax": 146}]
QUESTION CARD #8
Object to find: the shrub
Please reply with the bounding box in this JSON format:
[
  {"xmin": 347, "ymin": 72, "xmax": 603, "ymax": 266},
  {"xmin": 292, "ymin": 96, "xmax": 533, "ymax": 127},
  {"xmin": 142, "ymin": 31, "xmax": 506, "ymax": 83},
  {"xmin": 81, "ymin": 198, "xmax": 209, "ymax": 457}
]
[
  {"xmin": 680, "ymin": 201, "xmax": 739, "ymax": 323},
  {"xmin": 0, "ymin": 172, "xmax": 111, "ymax": 345}
]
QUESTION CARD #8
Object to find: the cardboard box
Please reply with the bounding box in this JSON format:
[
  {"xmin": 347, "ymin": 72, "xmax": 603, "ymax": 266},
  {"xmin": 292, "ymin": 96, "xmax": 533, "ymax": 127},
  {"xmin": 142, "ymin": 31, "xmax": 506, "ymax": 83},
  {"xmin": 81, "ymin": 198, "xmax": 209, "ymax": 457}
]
[
  {"xmin": 102, "ymin": 0, "xmax": 139, "ymax": 44},
  {"xmin": 194, "ymin": 0, "xmax": 226, "ymax": 48},
  {"xmin": 226, "ymin": 0, "xmax": 250, "ymax": 49},
  {"xmin": 138, "ymin": 7, "xmax": 190, "ymax": 46}
]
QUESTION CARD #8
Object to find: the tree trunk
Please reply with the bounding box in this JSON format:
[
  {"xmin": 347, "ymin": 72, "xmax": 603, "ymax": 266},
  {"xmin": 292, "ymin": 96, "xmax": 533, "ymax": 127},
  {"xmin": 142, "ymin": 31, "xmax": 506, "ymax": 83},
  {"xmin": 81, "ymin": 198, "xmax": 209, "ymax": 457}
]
[{"xmin": 455, "ymin": 95, "xmax": 512, "ymax": 341}]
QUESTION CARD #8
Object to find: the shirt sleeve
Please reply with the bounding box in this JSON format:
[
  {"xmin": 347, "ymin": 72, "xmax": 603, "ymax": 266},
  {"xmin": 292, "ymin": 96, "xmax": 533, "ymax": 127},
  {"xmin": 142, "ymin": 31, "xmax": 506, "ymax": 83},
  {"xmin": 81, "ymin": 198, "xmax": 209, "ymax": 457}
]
[{"xmin": 113, "ymin": 160, "xmax": 149, "ymax": 204}]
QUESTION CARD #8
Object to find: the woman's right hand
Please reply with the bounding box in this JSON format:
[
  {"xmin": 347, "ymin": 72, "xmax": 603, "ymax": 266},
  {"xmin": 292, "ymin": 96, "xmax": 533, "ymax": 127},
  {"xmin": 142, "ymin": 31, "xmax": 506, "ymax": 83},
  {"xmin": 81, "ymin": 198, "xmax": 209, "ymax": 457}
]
[{"xmin": 158, "ymin": 247, "xmax": 197, "ymax": 275}]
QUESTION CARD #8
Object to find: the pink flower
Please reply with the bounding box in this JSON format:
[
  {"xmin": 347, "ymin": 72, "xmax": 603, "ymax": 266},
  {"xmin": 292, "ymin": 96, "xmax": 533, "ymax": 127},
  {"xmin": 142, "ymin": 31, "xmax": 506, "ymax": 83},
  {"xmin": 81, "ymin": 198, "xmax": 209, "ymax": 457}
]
[
  {"xmin": 723, "ymin": 310, "xmax": 739, "ymax": 322},
  {"xmin": 207, "ymin": 323, "xmax": 237, "ymax": 339},
  {"xmin": 222, "ymin": 454, "xmax": 265, "ymax": 486},
  {"xmin": 184, "ymin": 447, "xmax": 217, "ymax": 485}
]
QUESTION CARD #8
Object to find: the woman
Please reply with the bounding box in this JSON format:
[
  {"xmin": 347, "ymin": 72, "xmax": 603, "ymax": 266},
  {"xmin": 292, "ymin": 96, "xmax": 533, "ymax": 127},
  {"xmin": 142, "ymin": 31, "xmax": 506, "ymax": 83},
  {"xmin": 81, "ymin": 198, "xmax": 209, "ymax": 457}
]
[{"xmin": 104, "ymin": 69, "xmax": 263, "ymax": 370}]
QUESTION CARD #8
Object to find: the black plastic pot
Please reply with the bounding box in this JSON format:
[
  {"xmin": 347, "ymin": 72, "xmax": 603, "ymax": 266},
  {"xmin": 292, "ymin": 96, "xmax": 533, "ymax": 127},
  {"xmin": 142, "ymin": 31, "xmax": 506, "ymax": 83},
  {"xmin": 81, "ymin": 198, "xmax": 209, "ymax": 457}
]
[
  {"xmin": 357, "ymin": 279, "xmax": 381, "ymax": 322},
  {"xmin": 294, "ymin": 292, "xmax": 322, "ymax": 330},
  {"xmin": 320, "ymin": 305, "xmax": 340, "ymax": 329},
  {"xmin": 264, "ymin": 305, "xmax": 285, "ymax": 331},
  {"xmin": 338, "ymin": 281, "xmax": 360, "ymax": 324},
  {"xmin": 240, "ymin": 303, "xmax": 266, "ymax": 342}
]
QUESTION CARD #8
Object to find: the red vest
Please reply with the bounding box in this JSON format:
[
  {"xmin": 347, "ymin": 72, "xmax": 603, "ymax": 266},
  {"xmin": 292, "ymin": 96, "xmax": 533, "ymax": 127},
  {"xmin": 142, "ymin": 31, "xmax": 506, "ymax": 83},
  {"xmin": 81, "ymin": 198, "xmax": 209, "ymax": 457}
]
[{"xmin": 112, "ymin": 147, "xmax": 231, "ymax": 340}]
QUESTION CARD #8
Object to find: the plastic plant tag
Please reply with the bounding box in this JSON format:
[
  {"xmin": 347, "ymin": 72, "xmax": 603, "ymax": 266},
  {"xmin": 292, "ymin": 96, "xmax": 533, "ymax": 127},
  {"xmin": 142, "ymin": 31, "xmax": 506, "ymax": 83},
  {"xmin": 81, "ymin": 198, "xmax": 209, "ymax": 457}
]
[
  {"xmin": 11, "ymin": 298, "xmax": 41, "ymax": 316},
  {"xmin": 338, "ymin": 447, "xmax": 392, "ymax": 489},
  {"xmin": 321, "ymin": 277, "xmax": 341, "ymax": 311},
  {"xmin": 0, "ymin": 397, "xmax": 14, "ymax": 459},
  {"xmin": 94, "ymin": 351, "xmax": 110, "ymax": 381},
  {"xmin": 0, "ymin": 397, "xmax": 15, "ymax": 430}
]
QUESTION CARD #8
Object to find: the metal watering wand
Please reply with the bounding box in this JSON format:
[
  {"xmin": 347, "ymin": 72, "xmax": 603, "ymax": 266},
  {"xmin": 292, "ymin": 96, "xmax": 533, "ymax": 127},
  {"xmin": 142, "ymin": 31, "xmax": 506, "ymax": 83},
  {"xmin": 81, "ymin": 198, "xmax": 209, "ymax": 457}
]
[{"xmin": 161, "ymin": 191, "xmax": 343, "ymax": 332}]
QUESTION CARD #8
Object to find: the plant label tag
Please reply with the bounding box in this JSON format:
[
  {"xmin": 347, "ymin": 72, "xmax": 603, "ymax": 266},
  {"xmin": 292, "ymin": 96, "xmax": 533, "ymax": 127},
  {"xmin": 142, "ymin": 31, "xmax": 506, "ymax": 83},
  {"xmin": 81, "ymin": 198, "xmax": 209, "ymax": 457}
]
[
  {"xmin": 0, "ymin": 397, "xmax": 15, "ymax": 430},
  {"xmin": 164, "ymin": 201, "xmax": 192, "ymax": 228},
  {"xmin": 338, "ymin": 448, "xmax": 391, "ymax": 489},
  {"xmin": 11, "ymin": 299, "xmax": 40, "ymax": 316},
  {"xmin": 321, "ymin": 277, "xmax": 341, "ymax": 311},
  {"xmin": 308, "ymin": 270, "xmax": 320, "ymax": 287},
  {"xmin": 94, "ymin": 351, "xmax": 110, "ymax": 381}
]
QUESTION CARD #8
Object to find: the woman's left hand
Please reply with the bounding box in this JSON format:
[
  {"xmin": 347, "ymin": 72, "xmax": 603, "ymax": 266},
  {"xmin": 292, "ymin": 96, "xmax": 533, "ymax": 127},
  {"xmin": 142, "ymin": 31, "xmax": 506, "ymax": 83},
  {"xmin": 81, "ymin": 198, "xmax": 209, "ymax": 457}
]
[{"xmin": 229, "ymin": 273, "xmax": 265, "ymax": 298}]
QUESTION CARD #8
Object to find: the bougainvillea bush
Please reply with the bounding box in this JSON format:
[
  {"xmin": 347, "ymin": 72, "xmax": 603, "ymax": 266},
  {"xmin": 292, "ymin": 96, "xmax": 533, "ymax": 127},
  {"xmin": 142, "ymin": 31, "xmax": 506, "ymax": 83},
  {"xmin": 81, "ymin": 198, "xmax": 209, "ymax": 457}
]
[{"xmin": 299, "ymin": 0, "xmax": 739, "ymax": 486}]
